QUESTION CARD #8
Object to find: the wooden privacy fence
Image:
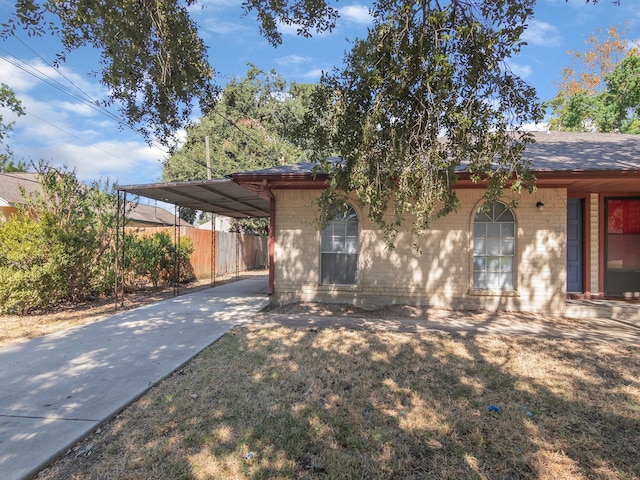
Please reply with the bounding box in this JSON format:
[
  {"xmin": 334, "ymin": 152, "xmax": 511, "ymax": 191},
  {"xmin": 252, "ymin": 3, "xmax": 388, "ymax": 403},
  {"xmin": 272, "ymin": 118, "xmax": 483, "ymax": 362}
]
[{"xmin": 128, "ymin": 226, "xmax": 268, "ymax": 280}]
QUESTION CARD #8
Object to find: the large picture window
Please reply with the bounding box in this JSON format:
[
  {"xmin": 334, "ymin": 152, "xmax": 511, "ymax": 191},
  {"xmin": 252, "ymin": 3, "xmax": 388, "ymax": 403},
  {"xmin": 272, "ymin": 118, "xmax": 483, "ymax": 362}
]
[
  {"xmin": 320, "ymin": 205, "xmax": 358, "ymax": 285},
  {"xmin": 473, "ymin": 202, "xmax": 515, "ymax": 290}
]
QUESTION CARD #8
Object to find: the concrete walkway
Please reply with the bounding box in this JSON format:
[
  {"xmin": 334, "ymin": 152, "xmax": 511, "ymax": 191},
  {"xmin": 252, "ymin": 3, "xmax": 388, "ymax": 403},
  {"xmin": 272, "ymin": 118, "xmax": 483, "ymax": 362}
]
[{"xmin": 0, "ymin": 276, "xmax": 269, "ymax": 480}]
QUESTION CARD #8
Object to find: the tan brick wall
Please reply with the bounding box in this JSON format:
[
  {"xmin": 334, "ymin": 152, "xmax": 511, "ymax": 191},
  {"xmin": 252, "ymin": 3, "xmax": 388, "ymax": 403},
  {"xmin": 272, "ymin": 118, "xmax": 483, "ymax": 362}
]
[{"xmin": 273, "ymin": 188, "xmax": 568, "ymax": 314}]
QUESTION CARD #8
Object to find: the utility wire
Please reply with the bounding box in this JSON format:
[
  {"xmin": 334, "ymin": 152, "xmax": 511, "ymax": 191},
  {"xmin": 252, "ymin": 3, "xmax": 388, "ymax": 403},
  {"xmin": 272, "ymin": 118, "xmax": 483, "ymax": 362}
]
[
  {"xmin": 23, "ymin": 109, "xmax": 142, "ymax": 164},
  {"xmin": 12, "ymin": 36, "xmax": 111, "ymax": 116},
  {"xmin": 0, "ymin": 43, "xmax": 169, "ymax": 154}
]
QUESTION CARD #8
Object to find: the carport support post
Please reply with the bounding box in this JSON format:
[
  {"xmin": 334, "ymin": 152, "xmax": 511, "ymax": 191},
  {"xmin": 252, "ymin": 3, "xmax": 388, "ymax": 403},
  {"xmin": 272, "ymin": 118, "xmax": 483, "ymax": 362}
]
[
  {"xmin": 210, "ymin": 215, "xmax": 215, "ymax": 287},
  {"xmin": 174, "ymin": 205, "xmax": 180, "ymax": 296},
  {"xmin": 114, "ymin": 190, "xmax": 127, "ymax": 309},
  {"xmin": 114, "ymin": 190, "xmax": 121, "ymax": 310},
  {"xmin": 263, "ymin": 180, "xmax": 275, "ymax": 296},
  {"xmin": 236, "ymin": 222, "xmax": 240, "ymax": 281}
]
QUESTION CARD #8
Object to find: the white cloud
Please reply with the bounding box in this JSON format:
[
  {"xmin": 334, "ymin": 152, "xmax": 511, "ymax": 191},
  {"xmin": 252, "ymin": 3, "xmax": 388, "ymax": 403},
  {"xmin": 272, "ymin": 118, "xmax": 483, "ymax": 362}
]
[
  {"xmin": 301, "ymin": 68, "xmax": 325, "ymax": 80},
  {"xmin": 0, "ymin": 57, "xmax": 42, "ymax": 92},
  {"xmin": 339, "ymin": 5, "xmax": 372, "ymax": 25},
  {"xmin": 509, "ymin": 62, "xmax": 533, "ymax": 79},
  {"xmin": 276, "ymin": 22, "xmax": 304, "ymax": 37},
  {"xmin": 22, "ymin": 140, "xmax": 165, "ymax": 184},
  {"xmin": 6, "ymin": 90, "xmax": 166, "ymax": 184},
  {"xmin": 522, "ymin": 122, "xmax": 549, "ymax": 132},
  {"xmin": 203, "ymin": 19, "xmax": 250, "ymax": 36},
  {"xmin": 0, "ymin": 56, "xmax": 108, "ymax": 103},
  {"xmin": 521, "ymin": 20, "xmax": 562, "ymax": 47},
  {"xmin": 276, "ymin": 54, "xmax": 312, "ymax": 66},
  {"xmin": 53, "ymin": 100, "xmax": 100, "ymax": 117}
]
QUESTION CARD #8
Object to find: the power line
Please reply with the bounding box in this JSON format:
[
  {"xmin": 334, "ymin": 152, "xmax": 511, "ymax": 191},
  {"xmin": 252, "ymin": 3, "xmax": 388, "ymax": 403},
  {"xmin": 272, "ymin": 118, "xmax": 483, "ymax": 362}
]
[
  {"xmin": 0, "ymin": 43, "xmax": 169, "ymax": 154},
  {"xmin": 23, "ymin": 109, "xmax": 145, "ymax": 164},
  {"xmin": 12, "ymin": 36, "xmax": 110, "ymax": 117}
]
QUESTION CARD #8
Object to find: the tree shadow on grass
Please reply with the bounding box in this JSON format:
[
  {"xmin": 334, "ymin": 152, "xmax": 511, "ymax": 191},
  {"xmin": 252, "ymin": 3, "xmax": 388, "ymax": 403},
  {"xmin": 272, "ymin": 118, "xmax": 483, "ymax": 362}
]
[{"xmin": 40, "ymin": 327, "xmax": 640, "ymax": 480}]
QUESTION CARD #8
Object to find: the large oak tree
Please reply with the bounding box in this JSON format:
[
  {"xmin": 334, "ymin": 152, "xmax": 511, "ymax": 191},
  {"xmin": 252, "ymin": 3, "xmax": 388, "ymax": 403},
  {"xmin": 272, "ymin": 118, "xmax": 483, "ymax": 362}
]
[
  {"xmin": 3, "ymin": 0, "xmax": 611, "ymax": 235},
  {"xmin": 308, "ymin": 0, "xmax": 542, "ymax": 241}
]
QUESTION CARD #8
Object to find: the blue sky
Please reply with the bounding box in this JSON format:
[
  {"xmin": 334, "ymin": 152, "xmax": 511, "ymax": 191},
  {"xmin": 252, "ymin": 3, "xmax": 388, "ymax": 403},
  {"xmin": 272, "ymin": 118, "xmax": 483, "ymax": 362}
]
[{"xmin": 0, "ymin": 0, "xmax": 639, "ymax": 186}]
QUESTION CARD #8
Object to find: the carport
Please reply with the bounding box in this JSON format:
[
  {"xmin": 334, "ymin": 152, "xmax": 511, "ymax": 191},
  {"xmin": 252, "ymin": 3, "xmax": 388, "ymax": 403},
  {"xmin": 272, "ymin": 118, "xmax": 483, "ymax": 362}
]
[{"xmin": 116, "ymin": 177, "xmax": 272, "ymax": 306}]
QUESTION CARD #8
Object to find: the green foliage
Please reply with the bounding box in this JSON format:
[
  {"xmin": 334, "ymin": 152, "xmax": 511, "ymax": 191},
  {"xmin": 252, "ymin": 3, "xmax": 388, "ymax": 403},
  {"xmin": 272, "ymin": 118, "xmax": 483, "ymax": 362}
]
[
  {"xmin": 0, "ymin": 83, "xmax": 25, "ymax": 169},
  {"xmin": 162, "ymin": 66, "xmax": 316, "ymax": 182},
  {"xmin": 179, "ymin": 207, "xmax": 196, "ymax": 225},
  {"xmin": 124, "ymin": 232, "xmax": 195, "ymax": 288},
  {"xmin": 548, "ymin": 52, "xmax": 640, "ymax": 133},
  {"xmin": 596, "ymin": 53, "xmax": 640, "ymax": 133},
  {"xmin": 547, "ymin": 91, "xmax": 596, "ymax": 132},
  {"xmin": 0, "ymin": 163, "xmax": 118, "ymax": 313},
  {"xmin": 2, "ymin": 0, "xmax": 334, "ymax": 143},
  {"xmin": 547, "ymin": 24, "xmax": 639, "ymax": 134},
  {"xmin": 3, "ymin": 0, "xmax": 215, "ymax": 142},
  {"xmin": 241, "ymin": 0, "xmax": 338, "ymax": 47},
  {"xmin": 0, "ymin": 157, "xmax": 29, "ymax": 172},
  {"xmin": 308, "ymin": 0, "xmax": 542, "ymax": 243},
  {"xmin": 233, "ymin": 218, "xmax": 269, "ymax": 236},
  {"xmin": 0, "ymin": 215, "xmax": 63, "ymax": 314},
  {"xmin": 3, "ymin": 0, "xmax": 617, "ymax": 143},
  {"xmin": 0, "ymin": 163, "xmax": 197, "ymax": 313}
]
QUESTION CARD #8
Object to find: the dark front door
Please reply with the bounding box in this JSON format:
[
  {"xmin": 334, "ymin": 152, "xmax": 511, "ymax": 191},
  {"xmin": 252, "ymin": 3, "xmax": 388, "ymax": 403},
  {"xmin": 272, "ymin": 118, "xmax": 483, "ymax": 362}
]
[{"xmin": 567, "ymin": 198, "xmax": 584, "ymax": 293}]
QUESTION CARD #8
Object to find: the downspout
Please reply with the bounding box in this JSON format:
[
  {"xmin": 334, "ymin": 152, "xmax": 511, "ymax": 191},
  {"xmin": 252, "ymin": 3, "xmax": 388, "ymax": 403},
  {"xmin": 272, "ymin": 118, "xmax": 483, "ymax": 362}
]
[{"xmin": 263, "ymin": 179, "xmax": 275, "ymax": 296}]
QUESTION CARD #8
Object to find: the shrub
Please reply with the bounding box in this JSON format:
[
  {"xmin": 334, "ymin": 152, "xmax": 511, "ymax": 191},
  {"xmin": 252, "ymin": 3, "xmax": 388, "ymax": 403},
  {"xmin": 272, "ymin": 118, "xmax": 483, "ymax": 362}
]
[
  {"xmin": 0, "ymin": 163, "xmax": 196, "ymax": 314},
  {"xmin": 0, "ymin": 215, "xmax": 66, "ymax": 313},
  {"xmin": 123, "ymin": 232, "xmax": 195, "ymax": 288}
]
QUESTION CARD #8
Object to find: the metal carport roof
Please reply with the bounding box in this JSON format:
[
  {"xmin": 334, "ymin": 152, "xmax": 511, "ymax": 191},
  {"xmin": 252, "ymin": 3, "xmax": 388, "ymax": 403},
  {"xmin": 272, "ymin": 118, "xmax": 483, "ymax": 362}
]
[{"xmin": 118, "ymin": 177, "xmax": 269, "ymax": 218}]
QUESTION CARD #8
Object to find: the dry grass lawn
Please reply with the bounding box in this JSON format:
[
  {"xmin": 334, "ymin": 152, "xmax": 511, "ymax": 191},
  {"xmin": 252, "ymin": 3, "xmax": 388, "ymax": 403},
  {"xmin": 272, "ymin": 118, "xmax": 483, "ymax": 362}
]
[{"xmin": 37, "ymin": 326, "xmax": 640, "ymax": 480}]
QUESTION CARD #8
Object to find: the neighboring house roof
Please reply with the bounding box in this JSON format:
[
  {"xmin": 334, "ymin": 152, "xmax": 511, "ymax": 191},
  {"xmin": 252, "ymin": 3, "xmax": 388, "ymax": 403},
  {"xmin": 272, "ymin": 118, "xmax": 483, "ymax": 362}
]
[
  {"xmin": 127, "ymin": 202, "xmax": 187, "ymax": 226},
  {"xmin": 0, "ymin": 172, "xmax": 42, "ymax": 207},
  {"xmin": 0, "ymin": 173, "xmax": 185, "ymax": 226}
]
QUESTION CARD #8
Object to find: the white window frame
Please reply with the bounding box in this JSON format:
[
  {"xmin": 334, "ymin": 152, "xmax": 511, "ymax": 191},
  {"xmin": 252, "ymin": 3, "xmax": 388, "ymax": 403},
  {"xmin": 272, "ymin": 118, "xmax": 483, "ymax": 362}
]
[
  {"xmin": 320, "ymin": 205, "xmax": 359, "ymax": 285},
  {"xmin": 473, "ymin": 201, "xmax": 516, "ymax": 291}
]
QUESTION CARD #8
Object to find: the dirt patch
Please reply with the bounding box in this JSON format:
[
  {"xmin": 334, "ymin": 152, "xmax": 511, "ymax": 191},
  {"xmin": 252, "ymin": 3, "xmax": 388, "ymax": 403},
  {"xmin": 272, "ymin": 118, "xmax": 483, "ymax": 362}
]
[
  {"xmin": 263, "ymin": 300, "xmax": 579, "ymax": 323},
  {"xmin": 264, "ymin": 301, "xmax": 483, "ymax": 320}
]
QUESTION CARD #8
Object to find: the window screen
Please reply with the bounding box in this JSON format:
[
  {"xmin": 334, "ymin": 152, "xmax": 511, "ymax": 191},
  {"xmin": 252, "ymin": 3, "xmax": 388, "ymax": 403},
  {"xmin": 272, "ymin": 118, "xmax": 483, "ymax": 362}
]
[
  {"xmin": 473, "ymin": 202, "xmax": 515, "ymax": 290},
  {"xmin": 320, "ymin": 206, "xmax": 358, "ymax": 285}
]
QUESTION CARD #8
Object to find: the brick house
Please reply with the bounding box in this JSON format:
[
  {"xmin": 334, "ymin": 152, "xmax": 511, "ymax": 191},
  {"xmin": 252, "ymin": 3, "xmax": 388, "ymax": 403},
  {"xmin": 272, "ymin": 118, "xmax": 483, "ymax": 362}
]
[{"xmin": 229, "ymin": 132, "xmax": 640, "ymax": 314}]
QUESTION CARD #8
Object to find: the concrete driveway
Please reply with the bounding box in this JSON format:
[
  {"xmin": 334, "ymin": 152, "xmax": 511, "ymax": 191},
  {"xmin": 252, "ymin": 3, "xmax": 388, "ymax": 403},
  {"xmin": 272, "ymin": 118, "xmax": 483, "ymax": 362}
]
[{"xmin": 0, "ymin": 276, "xmax": 269, "ymax": 480}]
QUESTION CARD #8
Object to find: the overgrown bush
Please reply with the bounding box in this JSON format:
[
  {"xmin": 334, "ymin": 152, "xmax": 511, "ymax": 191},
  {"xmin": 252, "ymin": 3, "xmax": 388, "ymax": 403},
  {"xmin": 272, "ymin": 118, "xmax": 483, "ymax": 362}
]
[
  {"xmin": 124, "ymin": 232, "xmax": 194, "ymax": 288},
  {"xmin": 0, "ymin": 215, "xmax": 65, "ymax": 313},
  {"xmin": 0, "ymin": 164, "xmax": 117, "ymax": 313},
  {"xmin": 0, "ymin": 163, "xmax": 197, "ymax": 315}
]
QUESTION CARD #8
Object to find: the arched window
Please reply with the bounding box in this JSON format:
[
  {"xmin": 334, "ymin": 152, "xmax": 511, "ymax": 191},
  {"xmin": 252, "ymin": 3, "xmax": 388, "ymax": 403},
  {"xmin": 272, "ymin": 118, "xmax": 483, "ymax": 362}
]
[
  {"xmin": 320, "ymin": 205, "xmax": 359, "ymax": 285},
  {"xmin": 473, "ymin": 202, "xmax": 515, "ymax": 290}
]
